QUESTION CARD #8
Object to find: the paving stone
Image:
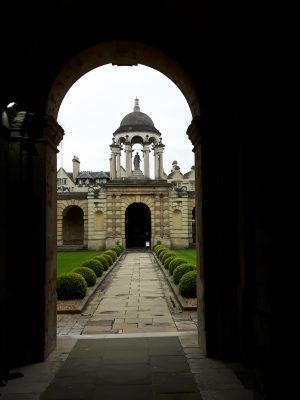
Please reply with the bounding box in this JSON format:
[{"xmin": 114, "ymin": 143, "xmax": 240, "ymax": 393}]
[
  {"xmin": 82, "ymin": 326, "xmax": 114, "ymax": 334},
  {"xmin": 193, "ymin": 369, "xmax": 243, "ymax": 391},
  {"xmin": 51, "ymin": 253, "xmax": 250, "ymax": 399},
  {"xmin": 152, "ymin": 372, "xmax": 199, "ymax": 394},
  {"xmin": 199, "ymin": 389, "xmax": 253, "ymax": 400},
  {"xmin": 41, "ymin": 376, "xmax": 96, "ymax": 399},
  {"xmin": 150, "ymin": 355, "xmax": 190, "ymax": 373},
  {"xmin": 90, "ymin": 385, "xmax": 153, "ymax": 400},
  {"xmin": 125, "ymin": 318, "xmax": 140, "ymax": 324},
  {"xmin": 55, "ymin": 357, "xmax": 103, "ymax": 378},
  {"xmin": 1, "ymin": 394, "xmax": 41, "ymax": 400},
  {"xmin": 97, "ymin": 364, "xmax": 151, "ymax": 385},
  {"xmin": 85, "ymin": 320, "xmax": 113, "ymax": 326},
  {"xmin": 154, "ymin": 394, "xmax": 202, "ymax": 400}
]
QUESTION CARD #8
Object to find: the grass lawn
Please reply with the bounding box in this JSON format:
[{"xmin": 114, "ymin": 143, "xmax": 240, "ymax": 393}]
[
  {"xmin": 57, "ymin": 250, "xmax": 102, "ymax": 276},
  {"xmin": 172, "ymin": 249, "xmax": 196, "ymax": 265}
]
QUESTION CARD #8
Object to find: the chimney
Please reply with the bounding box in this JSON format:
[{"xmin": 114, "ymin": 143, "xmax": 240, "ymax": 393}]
[{"xmin": 72, "ymin": 156, "xmax": 80, "ymax": 180}]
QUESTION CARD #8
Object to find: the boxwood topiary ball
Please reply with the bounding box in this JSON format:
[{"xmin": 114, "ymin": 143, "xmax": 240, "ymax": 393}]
[
  {"xmin": 104, "ymin": 249, "xmax": 118, "ymax": 262},
  {"xmin": 101, "ymin": 253, "xmax": 114, "ymax": 266},
  {"xmin": 81, "ymin": 259, "xmax": 104, "ymax": 277},
  {"xmin": 173, "ymin": 264, "xmax": 196, "ymax": 284},
  {"xmin": 178, "ymin": 270, "xmax": 197, "ymax": 298},
  {"xmin": 57, "ymin": 272, "xmax": 87, "ymax": 300},
  {"xmin": 94, "ymin": 255, "xmax": 109, "ymax": 270},
  {"xmin": 72, "ymin": 267, "xmax": 97, "ymax": 287},
  {"xmin": 168, "ymin": 258, "xmax": 188, "ymax": 275}
]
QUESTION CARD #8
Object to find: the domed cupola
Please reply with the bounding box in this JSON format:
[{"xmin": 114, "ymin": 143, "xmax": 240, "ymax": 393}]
[
  {"xmin": 109, "ymin": 98, "xmax": 165, "ymax": 181},
  {"xmin": 114, "ymin": 98, "xmax": 160, "ymax": 135}
]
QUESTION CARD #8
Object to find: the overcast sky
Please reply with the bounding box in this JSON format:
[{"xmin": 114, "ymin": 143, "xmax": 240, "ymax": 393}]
[{"xmin": 57, "ymin": 64, "xmax": 194, "ymax": 178}]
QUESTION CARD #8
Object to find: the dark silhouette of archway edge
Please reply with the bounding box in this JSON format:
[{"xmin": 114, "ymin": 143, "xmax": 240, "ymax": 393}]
[{"xmin": 46, "ymin": 41, "xmax": 201, "ymax": 119}]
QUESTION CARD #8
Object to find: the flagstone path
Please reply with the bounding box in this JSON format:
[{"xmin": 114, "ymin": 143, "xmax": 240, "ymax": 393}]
[{"xmin": 57, "ymin": 251, "xmax": 198, "ymax": 336}]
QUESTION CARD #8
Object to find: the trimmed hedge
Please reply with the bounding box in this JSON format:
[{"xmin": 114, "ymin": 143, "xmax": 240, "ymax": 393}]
[
  {"xmin": 153, "ymin": 241, "xmax": 161, "ymax": 251},
  {"xmin": 57, "ymin": 272, "xmax": 87, "ymax": 300},
  {"xmin": 168, "ymin": 257, "xmax": 188, "ymax": 275},
  {"xmin": 101, "ymin": 253, "xmax": 114, "ymax": 267},
  {"xmin": 94, "ymin": 255, "xmax": 109, "ymax": 270},
  {"xmin": 81, "ymin": 259, "xmax": 104, "ymax": 277},
  {"xmin": 158, "ymin": 249, "xmax": 171, "ymax": 262},
  {"xmin": 164, "ymin": 255, "xmax": 176, "ymax": 269},
  {"xmin": 161, "ymin": 251, "xmax": 175, "ymax": 265},
  {"xmin": 112, "ymin": 245, "xmax": 122, "ymax": 256},
  {"xmin": 178, "ymin": 271, "xmax": 197, "ymax": 298},
  {"xmin": 104, "ymin": 249, "xmax": 118, "ymax": 262},
  {"xmin": 155, "ymin": 246, "xmax": 168, "ymax": 256},
  {"xmin": 173, "ymin": 263, "xmax": 196, "ymax": 284},
  {"xmin": 72, "ymin": 267, "xmax": 97, "ymax": 287}
]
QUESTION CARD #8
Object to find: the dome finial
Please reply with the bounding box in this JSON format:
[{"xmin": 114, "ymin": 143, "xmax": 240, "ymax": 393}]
[{"xmin": 134, "ymin": 97, "xmax": 140, "ymax": 112}]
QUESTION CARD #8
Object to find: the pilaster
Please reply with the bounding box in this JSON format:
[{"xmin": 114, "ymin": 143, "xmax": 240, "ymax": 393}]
[{"xmin": 187, "ymin": 116, "xmax": 206, "ymax": 354}]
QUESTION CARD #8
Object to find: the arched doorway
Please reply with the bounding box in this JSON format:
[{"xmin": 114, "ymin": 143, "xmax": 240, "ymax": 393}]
[
  {"xmin": 62, "ymin": 206, "xmax": 84, "ymax": 245},
  {"xmin": 125, "ymin": 203, "xmax": 151, "ymax": 248}
]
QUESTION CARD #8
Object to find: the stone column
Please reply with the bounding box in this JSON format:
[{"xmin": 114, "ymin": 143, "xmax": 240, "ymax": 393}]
[
  {"xmin": 124, "ymin": 142, "xmax": 132, "ymax": 177},
  {"xmin": 187, "ymin": 116, "xmax": 205, "ymax": 355},
  {"xmin": 159, "ymin": 150, "xmax": 164, "ymax": 178},
  {"xmin": 110, "ymin": 142, "xmax": 119, "ymax": 180},
  {"xmin": 109, "ymin": 156, "xmax": 112, "ymax": 177},
  {"xmin": 3, "ymin": 110, "xmax": 64, "ymax": 366},
  {"xmin": 110, "ymin": 152, "xmax": 116, "ymax": 179},
  {"xmin": 143, "ymin": 143, "xmax": 151, "ymax": 178},
  {"xmin": 154, "ymin": 146, "xmax": 159, "ymax": 179},
  {"xmin": 37, "ymin": 116, "xmax": 64, "ymax": 360},
  {"xmin": 116, "ymin": 146, "xmax": 121, "ymax": 178},
  {"xmin": 154, "ymin": 141, "xmax": 165, "ymax": 179}
]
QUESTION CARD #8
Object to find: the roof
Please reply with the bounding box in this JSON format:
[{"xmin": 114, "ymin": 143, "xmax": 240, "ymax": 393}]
[
  {"xmin": 76, "ymin": 171, "xmax": 110, "ymax": 179},
  {"xmin": 114, "ymin": 99, "xmax": 160, "ymax": 135}
]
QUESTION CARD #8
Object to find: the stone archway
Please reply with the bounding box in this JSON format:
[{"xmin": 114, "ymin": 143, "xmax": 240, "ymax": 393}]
[
  {"xmin": 46, "ymin": 41, "xmax": 205, "ymax": 353},
  {"xmin": 34, "ymin": 40, "xmax": 204, "ymax": 360},
  {"xmin": 46, "ymin": 42, "xmax": 200, "ymax": 120},
  {"xmin": 125, "ymin": 203, "xmax": 151, "ymax": 248}
]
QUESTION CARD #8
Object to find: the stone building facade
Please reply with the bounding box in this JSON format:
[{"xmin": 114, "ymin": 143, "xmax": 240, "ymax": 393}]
[{"xmin": 57, "ymin": 99, "xmax": 195, "ymax": 250}]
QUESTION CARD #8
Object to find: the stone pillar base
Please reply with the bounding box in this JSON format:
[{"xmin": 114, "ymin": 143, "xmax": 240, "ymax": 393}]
[
  {"xmin": 87, "ymin": 239, "xmax": 106, "ymax": 251},
  {"xmin": 106, "ymin": 237, "xmax": 122, "ymax": 249}
]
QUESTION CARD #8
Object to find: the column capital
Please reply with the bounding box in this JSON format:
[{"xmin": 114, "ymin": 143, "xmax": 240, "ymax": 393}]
[
  {"xmin": 3, "ymin": 110, "xmax": 64, "ymax": 149},
  {"xmin": 110, "ymin": 143, "xmax": 121, "ymax": 152},
  {"xmin": 44, "ymin": 116, "xmax": 65, "ymax": 148},
  {"xmin": 124, "ymin": 142, "xmax": 132, "ymax": 150},
  {"xmin": 154, "ymin": 144, "xmax": 164, "ymax": 154},
  {"xmin": 143, "ymin": 143, "xmax": 151, "ymax": 152}
]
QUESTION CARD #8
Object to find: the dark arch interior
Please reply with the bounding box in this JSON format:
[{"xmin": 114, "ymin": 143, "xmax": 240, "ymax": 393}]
[
  {"xmin": 125, "ymin": 203, "xmax": 151, "ymax": 248},
  {"xmin": 63, "ymin": 206, "xmax": 84, "ymax": 245}
]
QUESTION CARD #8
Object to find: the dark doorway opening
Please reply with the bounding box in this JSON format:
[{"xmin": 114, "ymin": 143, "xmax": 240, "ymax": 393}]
[
  {"xmin": 125, "ymin": 203, "xmax": 151, "ymax": 248},
  {"xmin": 63, "ymin": 206, "xmax": 84, "ymax": 245}
]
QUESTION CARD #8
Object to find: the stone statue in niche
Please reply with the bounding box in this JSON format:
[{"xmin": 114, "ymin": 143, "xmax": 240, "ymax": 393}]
[{"xmin": 133, "ymin": 152, "xmax": 141, "ymax": 170}]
